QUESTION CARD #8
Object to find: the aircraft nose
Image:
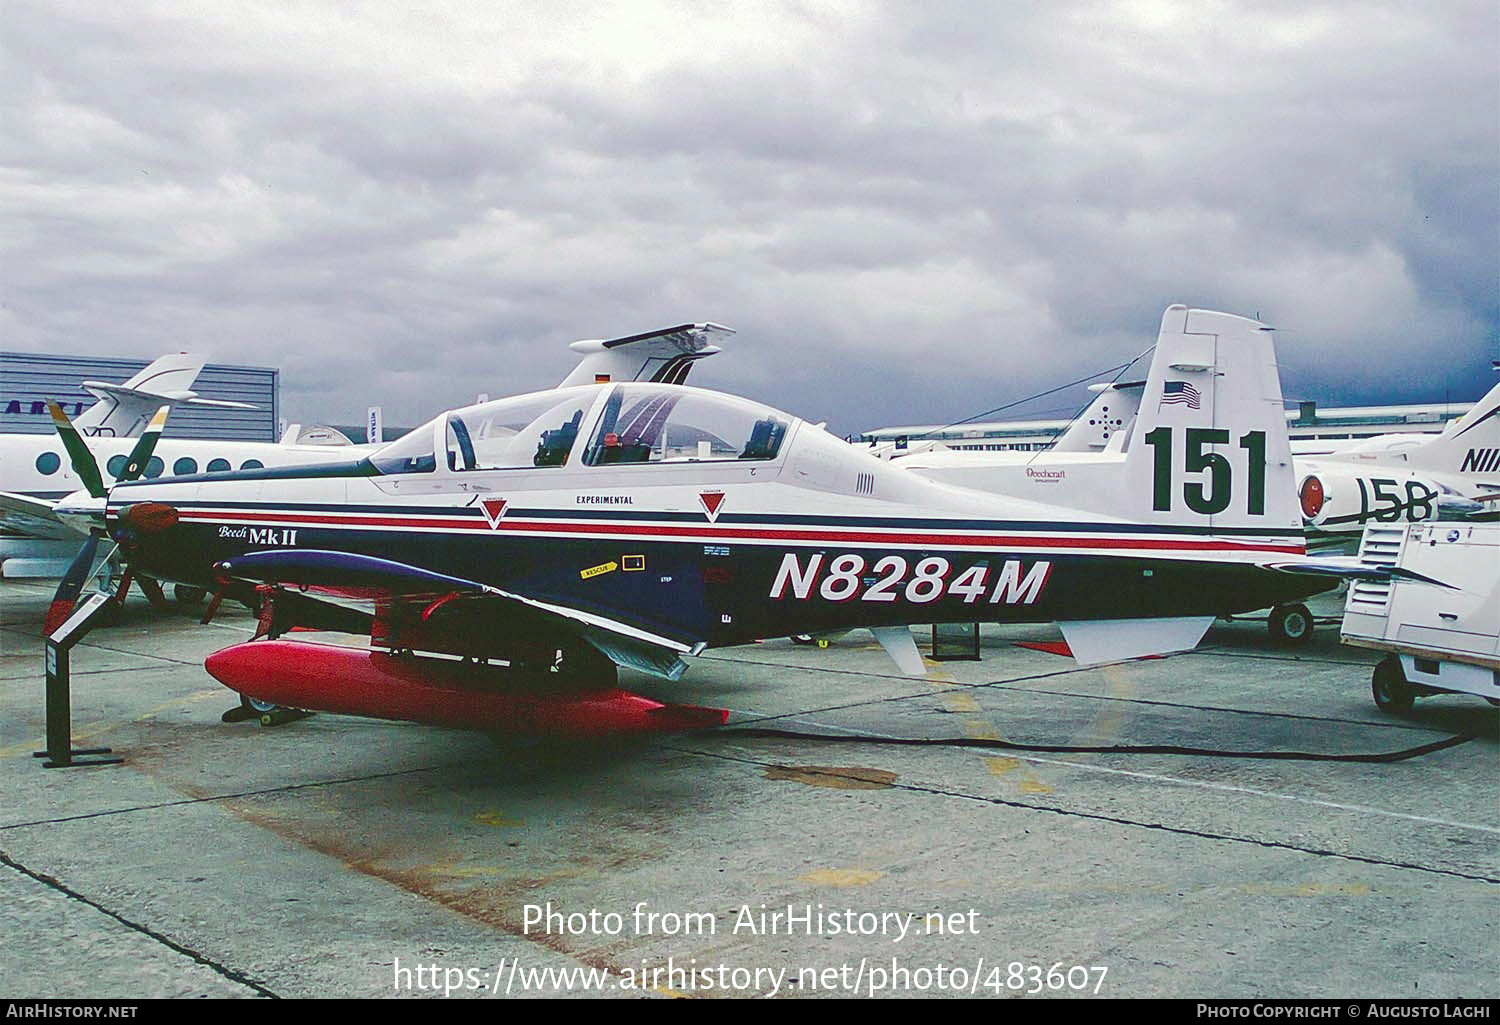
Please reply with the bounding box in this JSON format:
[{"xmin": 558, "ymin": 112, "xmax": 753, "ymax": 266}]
[
  {"xmin": 117, "ymin": 502, "xmax": 180, "ymax": 534},
  {"xmin": 1436, "ymin": 493, "xmax": 1484, "ymax": 516}
]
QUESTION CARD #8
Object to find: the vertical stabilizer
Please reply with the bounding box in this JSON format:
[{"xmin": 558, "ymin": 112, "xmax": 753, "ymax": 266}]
[
  {"xmin": 1050, "ymin": 380, "xmax": 1145, "ymax": 452},
  {"xmin": 1404, "ymin": 382, "xmax": 1500, "ymax": 479},
  {"xmin": 1123, "ymin": 306, "xmax": 1300, "ymax": 537}
]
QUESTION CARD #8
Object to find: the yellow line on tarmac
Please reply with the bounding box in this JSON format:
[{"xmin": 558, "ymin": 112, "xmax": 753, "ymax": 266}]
[{"xmin": 0, "ymin": 688, "xmax": 225, "ymax": 758}]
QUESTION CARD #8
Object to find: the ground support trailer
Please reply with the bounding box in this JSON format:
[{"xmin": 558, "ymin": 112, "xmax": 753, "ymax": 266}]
[{"xmin": 1341, "ymin": 523, "xmax": 1500, "ymax": 713}]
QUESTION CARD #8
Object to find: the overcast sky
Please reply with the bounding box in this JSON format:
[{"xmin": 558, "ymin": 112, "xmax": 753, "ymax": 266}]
[{"xmin": 3, "ymin": 1, "xmax": 1496, "ymax": 436}]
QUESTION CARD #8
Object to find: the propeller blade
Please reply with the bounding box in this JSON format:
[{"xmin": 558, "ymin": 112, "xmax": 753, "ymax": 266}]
[
  {"xmin": 43, "ymin": 532, "xmax": 107, "ymax": 636},
  {"xmin": 118, "ymin": 405, "xmax": 171, "ymax": 483},
  {"xmin": 46, "ymin": 400, "xmax": 106, "ymax": 500}
]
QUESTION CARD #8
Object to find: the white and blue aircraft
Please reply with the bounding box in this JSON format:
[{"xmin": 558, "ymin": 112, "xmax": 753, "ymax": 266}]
[{"xmin": 54, "ymin": 306, "xmax": 1408, "ymax": 736}]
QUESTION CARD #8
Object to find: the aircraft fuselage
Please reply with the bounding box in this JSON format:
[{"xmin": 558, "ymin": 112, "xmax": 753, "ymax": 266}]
[{"xmin": 108, "ymin": 443, "xmax": 1322, "ymax": 653}]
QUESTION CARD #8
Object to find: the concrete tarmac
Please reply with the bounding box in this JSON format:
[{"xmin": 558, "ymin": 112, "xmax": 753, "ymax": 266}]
[{"xmin": 1, "ymin": 580, "xmax": 1495, "ymax": 999}]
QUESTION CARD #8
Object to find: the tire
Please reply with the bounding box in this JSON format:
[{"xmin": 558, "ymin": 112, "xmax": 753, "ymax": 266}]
[
  {"xmin": 1269, "ymin": 603, "xmax": 1313, "ymax": 646},
  {"xmin": 173, "ymin": 584, "xmax": 207, "ymax": 605},
  {"xmin": 1371, "ymin": 656, "xmax": 1414, "ymax": 715},
  {"xmin": 553, "ymin": 645, "xmax": 618, "ymax": 688}
]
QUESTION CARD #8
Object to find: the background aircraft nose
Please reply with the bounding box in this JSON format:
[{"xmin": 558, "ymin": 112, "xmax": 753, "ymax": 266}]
[{"xmin": 52, "ymin": 489, "xmax": 105, "ymax": 535}]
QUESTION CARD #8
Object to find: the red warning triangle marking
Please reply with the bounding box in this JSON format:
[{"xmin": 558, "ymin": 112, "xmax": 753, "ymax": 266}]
[
  {"xmin": 699, "ymin": 490, "xmax": 725, "ymax": 522},
  {"xmin": 480, "ymin": 498, "xmax": 508, "ymax": 529}
]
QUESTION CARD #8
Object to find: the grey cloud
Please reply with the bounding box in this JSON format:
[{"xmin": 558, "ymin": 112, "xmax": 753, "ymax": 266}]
[{"xmin": 0, "ymin": 1, "xmax": 1494, "ymax": 437}]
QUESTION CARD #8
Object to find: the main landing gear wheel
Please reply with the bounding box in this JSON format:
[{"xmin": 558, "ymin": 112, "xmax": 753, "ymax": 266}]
[
  {"xmin": 258, "ymin": 708, "xmax": 313, "ymax": 727},
  {"xmin": 221, "ymin": 694, "xmax": 301, "ymax": 724},
  {"xmin": 1371, "ymin": 656, "xmax": 1414, "ymax": 715},
  {"xmin": 1268, "ymin": 603, "xmax": 1313, "ymax": 646},
  {"xmin": 552, "ymin": 644, "xmax": 619, "ymax": 688}
]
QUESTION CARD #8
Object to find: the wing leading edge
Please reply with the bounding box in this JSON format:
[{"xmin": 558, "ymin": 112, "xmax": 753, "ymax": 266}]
[{"xmin": 213, "ymin": 549, "xmax": 706, "ymax": 680}]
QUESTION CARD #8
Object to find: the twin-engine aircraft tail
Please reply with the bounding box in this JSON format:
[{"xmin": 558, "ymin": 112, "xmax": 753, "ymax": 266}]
[
  {"xmin": 1121, "ymin": 305, "xmax": 1302, "ymax": 539},
  {"xmin": 71, "ymin": 353, "xmax": 256, "ymax": 438}
]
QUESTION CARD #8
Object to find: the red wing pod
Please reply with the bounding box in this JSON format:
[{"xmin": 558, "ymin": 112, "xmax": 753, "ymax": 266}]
[{"xmin": 204, "ymin": 640, "xmax": 727, "ymax": 735}]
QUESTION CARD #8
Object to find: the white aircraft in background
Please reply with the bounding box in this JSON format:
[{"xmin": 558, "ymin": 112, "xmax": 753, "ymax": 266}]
[
  {"xmin": 2, "ymin": 324, "xmax": 729, "ymax": 547},
  {"xmin": 1294, "ymin": 381, "xmax": 1500, "ymax": 550},
  {"xmin": 1, "ymin": 353, "xmax": 259, "ymax": 541}
]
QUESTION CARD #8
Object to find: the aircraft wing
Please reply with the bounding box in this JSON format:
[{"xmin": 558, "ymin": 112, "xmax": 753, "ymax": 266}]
[
  {"xmin": 0, "ymin": 491, "xmax": 77, "ymax": 540},
  {"xmin": 213, "ymin": 549, "xmax": 706, "ymax": 680}
]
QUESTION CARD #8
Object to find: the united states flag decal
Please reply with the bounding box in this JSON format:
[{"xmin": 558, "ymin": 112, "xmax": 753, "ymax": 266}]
[{"xmin": 1161, "ymin": 380, "xmax": 1201, "ymax": 409}]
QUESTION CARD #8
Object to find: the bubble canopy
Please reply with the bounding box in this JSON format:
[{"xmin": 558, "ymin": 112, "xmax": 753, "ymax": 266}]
[{"xmin": 368, "ymin": 384, "xmax": 793, "ymax": 476}]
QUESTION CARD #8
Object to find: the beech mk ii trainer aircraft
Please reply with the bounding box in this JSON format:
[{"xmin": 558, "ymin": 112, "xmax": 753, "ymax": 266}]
[{"xmin": 58, "ymin": 307, "xmax": 1387, "ymax": 735}]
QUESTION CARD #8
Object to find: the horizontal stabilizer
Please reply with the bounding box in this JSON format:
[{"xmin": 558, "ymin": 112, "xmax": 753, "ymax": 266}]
[
  {"xmin": 559, "ymin": 322, "xmax": 732, "ymax": 387},
  {"xmin": 1057, "ymin": 616, "xmax": 1214, "ymax": 666},
  {"xmin": 181, "ymin": 395, "xmax": 259, "ymax": 410},
  {"xmin": 82, "ymin": 383, "xmax": 257, "ymax": 410},
  {"xmin": 1262, "ymin": 557, "xmax": 1458, "ymax": 589}
]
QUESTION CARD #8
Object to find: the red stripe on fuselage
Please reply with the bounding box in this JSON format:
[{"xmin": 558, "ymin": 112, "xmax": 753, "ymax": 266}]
[{"xmin": 171, "ymin": 507, "xmax": 1306, "ymax": 556}]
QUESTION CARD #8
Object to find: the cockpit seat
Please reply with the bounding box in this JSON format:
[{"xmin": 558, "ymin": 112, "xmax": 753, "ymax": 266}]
[{"xmin": 534, "ymin": 411, "xmax": 583, "ymax": 467}]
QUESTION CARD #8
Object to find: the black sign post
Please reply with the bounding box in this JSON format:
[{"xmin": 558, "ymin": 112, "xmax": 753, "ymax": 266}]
[
  {"xmin": 36, "ymin": 592, "xmax": 124, "ymax": 768},
  {"xmin": 930, "ymin": 621, "xmax": 982, "ymax": 662}
]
